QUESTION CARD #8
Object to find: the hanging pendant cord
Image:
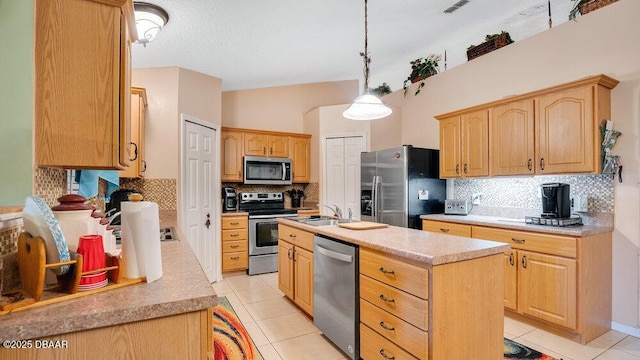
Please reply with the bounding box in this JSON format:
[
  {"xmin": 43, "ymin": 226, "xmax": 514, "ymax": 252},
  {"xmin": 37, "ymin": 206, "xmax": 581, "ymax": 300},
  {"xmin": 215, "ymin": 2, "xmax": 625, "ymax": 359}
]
[{"xmin": 362, "ymin": 0, "xmax": 370, "ymax": 93}]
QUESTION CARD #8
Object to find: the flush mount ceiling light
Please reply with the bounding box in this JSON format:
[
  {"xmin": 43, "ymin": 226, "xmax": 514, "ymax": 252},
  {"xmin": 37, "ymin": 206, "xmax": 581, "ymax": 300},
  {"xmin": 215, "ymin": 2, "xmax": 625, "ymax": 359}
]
[
  {"xmin": 343, "ymin": 0, "xmax": 392, "ymax": 121},
  {"xmin": 133, "ymin": 2, "xmax": 169, "ymax": 46}
]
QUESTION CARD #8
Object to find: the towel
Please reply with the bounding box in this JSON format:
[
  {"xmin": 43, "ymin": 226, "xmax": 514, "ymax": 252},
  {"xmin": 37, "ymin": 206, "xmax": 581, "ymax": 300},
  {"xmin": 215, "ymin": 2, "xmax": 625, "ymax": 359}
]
[{"xmin": 75, "ymin": 170, "xmax": 120, "ymax": 198}]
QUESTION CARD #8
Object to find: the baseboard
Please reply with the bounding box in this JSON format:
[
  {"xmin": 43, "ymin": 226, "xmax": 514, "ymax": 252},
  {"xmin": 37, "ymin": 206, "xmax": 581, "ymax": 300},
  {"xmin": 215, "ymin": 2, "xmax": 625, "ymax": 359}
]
[{"xmin": 611, "ymin": 321, "xmax": 640, "ymax": 337}]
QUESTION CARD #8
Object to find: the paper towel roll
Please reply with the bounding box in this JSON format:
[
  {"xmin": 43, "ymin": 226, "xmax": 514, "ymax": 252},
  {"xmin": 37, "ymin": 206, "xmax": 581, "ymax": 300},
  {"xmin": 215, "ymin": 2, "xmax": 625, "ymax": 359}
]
[{"xmin": 121, "ymin": 201, "xmax": 163, "ymax": 282}]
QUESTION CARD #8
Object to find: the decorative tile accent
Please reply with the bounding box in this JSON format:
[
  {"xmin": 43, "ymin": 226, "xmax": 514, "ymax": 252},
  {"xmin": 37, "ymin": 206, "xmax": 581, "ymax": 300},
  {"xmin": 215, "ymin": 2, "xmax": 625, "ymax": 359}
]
[
  {"xmin": 119, "ymin": 178, "xmax": 177, "ymax": 210},
  {"xmin": 452, "ymin": 174, "xmax": 614, "ymax": 226},
  {"xmin": 33, "ymin": 166, "xmax": 67, "ymax": 207},
  {"xmin": 0, "ymin": 224, "xmax": 22, "ymax": 257}
]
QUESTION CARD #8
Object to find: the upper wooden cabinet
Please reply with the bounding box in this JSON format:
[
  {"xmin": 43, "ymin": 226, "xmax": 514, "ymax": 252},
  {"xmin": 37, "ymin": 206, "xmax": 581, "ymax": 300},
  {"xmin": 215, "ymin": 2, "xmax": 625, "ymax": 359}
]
[
  {"xmin": 438, "ymin": 75, "xmax": 618, "ymax": 178},
  {"xmin": 35, "ymin": 0, "xmax": 136, "ymax": 169},
  {"xmin": 120, "ymin": 87, "xmax": 147, "ymax": 178},
  {"xmin": 489, "ymin": 99, "xmax": 535, "ymax": 176},
  {"xmin": 290, "ymin": 136, "xmax": 311, "ymax": 183},
  {"xmin": 244, "ymin": 133, "xmax": 289, "ymax": 158},
  {"xmin": 221, "ymin": 127, "xmax": 311, "ymax": 183},
  {"xmin": 221, "ymin": 130, "xmax": 244, "ymax": 182},
  {"xmin": 438, "ymin": 110, "xmax": 489, "ymax": 178}
]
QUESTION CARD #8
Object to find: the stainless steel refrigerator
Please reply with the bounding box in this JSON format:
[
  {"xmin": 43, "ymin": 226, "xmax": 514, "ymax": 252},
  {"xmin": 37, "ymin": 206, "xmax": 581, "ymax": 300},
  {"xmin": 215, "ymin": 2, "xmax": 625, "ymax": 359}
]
[{"xmin": 361, "ymin": 145, "xmax": 446, "ymax": 229}]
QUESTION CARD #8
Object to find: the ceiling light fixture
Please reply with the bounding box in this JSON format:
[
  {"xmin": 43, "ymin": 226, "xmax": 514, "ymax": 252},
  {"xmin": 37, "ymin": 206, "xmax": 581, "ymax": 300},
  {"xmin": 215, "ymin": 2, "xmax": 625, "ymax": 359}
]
[
  {"xmin": 343, "ymin": 0, "xmax": 392, "ymax": 121},
  {"xmin": 133, "ymin": 2, "xmax": 169, "ymax": 47}
]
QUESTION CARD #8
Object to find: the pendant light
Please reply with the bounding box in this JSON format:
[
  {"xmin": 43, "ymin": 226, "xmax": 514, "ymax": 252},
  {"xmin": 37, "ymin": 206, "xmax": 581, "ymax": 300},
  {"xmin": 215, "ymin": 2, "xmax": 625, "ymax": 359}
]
[
  {"xmin": 343, "ymin": 0, "xmax": 392, "ymax": 120},
  {"xmin": 134, "ymin": 2, "xmax": 170, "ymax": 47}
]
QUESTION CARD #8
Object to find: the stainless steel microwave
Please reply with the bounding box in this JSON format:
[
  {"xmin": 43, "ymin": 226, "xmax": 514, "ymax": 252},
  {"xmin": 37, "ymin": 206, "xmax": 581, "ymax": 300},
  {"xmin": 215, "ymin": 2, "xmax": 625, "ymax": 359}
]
[{"xmin": 244, "ymin": 156, "xmax": 292, "ymax": 185}]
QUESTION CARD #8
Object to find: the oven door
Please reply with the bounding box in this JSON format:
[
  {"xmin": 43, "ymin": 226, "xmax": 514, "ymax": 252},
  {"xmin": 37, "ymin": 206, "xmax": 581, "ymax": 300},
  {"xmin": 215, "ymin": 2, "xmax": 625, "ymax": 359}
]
[{"xmin": 248, "ymin": 214, "xmax": 297, "ymax": 255}]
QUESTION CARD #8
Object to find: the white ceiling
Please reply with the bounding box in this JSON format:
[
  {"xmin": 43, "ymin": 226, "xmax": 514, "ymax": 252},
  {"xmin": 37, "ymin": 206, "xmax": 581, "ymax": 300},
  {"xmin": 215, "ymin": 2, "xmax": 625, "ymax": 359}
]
[{"xmin": 131, "ymin": 0, "xmax": 575, "ymax": 92}]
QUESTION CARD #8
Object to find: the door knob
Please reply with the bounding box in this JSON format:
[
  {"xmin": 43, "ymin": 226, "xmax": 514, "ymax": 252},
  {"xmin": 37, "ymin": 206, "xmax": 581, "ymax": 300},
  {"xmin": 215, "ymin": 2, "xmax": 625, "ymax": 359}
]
[{"xmin": 205, "ymin": 213, "xmax": 211, "ymax": 229}]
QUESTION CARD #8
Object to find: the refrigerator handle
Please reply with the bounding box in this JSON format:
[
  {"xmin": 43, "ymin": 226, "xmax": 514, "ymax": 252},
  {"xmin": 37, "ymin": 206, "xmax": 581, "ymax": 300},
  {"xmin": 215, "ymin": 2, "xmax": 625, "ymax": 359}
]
[
  {"xmin": 373, "ymin": 176, "xmax": 380, "ymax": 222},
  {"xmin": 370, "ymin": 176, "xmax": 377, "ymax": 222}
]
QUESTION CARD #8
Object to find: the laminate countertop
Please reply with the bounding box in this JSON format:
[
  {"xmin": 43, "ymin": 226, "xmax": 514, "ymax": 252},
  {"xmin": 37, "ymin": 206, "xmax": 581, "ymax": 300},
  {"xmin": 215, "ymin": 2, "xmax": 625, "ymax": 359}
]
[
  {"xmin": 0, "ymin": 238, "xmax": 217, "ymax": 341},
  {"xmin": 421, "ymin": 214, "xmax": 613, "ymax": 237},
  {"xmin": 278, "ymin": 218, "xmax": 509, "ymax": 266}
]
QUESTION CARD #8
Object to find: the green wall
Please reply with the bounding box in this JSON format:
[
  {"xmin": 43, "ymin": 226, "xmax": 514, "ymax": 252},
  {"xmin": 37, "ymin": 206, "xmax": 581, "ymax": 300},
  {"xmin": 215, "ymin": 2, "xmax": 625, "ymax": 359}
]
[{"xmin": 0, "ymin": 0, "xmax": 34, "ymax": 206}]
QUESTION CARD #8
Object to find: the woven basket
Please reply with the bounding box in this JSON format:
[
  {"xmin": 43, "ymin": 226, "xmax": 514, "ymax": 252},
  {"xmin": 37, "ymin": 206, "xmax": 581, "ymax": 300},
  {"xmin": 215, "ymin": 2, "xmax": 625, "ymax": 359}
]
[
  {"xmin": 466, "ymin": 33, "xmax": 511, "ymax": 61},
  {"xmin": 579, "ymin": 0, "xmax": 619, "ymax": 15}
]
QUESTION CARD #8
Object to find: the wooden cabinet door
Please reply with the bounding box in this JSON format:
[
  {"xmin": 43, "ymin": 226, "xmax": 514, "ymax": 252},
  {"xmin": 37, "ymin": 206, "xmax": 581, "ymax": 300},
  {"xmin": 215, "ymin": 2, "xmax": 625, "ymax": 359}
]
[
  {"xmin": 35, "ymin": 0, "xmax": 131, "ymax": 169},
  {"xmin": 504, "ymin": 250, "xmax": 517, "ymax": 310},
  {"xmin": 537, "ymin": 86, "xmax": 594, "ymax": 174},
  {"xmin": 461, "ymin": 109, "xmax": 489, "ymax": 177},
  {"xmin": 518, "ymin": 250, "xmax": 577, "ymax": 329},
  {"xmin": 278, "ymin": 240, "xmax": 295, "ymax": 300},
  {"xmin": 291, "ymin": 136, "xmax": 311, "ymax": 183},
  {"xmin": 268, "ymin": 135, "xmax": 289, "ymax": 158},
  {"xmin": 439, "ymin": 116, "xmax": 461, "ymax": 178},
  {"xmin": 221, "ymin": 131, "xmax": 244, "ymax": 181},
  {"xmin": 120, "ymin": 88, "xmax": 147, "ymax": 178},
  {"xmin": 490, "ymin": 100, "xmax": 535, "ymax": 176},
  {"xmin": 294, "ymin": 246, "xmax": 314, "ymax": 316},
  {"xmin": 244, "ymin": 133, "xmax": 268, "ymax": 156}
]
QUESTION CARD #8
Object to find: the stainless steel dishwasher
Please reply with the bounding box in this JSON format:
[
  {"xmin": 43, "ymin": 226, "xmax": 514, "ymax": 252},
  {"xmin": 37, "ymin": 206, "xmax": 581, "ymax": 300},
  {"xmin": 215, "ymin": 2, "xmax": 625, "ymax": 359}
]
[{"xmin": 313, "ymin": 235, "xmax": 359, "ymax": 360}]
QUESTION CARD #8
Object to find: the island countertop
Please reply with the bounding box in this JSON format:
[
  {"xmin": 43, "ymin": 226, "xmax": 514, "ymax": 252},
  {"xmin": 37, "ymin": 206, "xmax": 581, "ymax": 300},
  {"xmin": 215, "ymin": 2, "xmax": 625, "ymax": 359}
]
[
  {"xmin": 278, "ymin": 218, "xmax": 509, "ymax": 266},
  {"xmin": 0, "ymin": 238, "xmax": 217, "ymax": 341}
]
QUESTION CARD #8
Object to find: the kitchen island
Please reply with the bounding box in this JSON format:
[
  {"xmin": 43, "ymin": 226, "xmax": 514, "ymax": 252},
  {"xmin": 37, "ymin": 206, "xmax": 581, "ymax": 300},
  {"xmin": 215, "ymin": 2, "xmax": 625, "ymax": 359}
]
[
  {"xmin": 278, "ymin": 218, "xmax": 509, "ymax": 360},
  {"xmin": 0, "ymin": 237, "xmax": 217, "ymax": 359}
]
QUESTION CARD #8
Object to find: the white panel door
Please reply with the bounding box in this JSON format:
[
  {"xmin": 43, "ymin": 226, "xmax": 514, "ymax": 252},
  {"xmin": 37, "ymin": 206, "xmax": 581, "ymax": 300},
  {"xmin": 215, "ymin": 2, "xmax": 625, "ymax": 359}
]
[
  {"xmin": 184, "ymin": 121, "xmax": 216, "ymax": 282},
  {"xmin": 325, "ymin": 138, "xmax": 345, "ymax": 216},
  {"xmin": 323, "ymin": 136, "xmax": 365, "ymax": 220}
]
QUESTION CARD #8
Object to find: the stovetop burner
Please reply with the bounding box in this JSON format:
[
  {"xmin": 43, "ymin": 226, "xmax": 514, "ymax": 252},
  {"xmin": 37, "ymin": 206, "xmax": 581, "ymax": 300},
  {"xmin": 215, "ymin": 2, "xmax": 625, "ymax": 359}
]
[{"xmin": 525, "ymin": 215, "xmax": 583, "ymax": 227}]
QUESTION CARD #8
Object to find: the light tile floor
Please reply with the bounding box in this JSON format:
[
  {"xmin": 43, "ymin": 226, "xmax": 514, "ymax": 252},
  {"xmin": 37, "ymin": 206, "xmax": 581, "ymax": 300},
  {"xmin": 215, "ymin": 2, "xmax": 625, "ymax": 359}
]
[{"xmin": 214, "ymin": 272, "xmax": 640, "ymax": 360}]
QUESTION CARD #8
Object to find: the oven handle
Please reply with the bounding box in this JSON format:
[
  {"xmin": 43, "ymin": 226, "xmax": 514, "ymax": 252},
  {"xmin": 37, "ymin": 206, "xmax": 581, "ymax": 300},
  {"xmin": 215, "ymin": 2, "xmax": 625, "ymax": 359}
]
[{"xmin": 248, "ymin": 214, "xmax": 299, "ymax": 219}]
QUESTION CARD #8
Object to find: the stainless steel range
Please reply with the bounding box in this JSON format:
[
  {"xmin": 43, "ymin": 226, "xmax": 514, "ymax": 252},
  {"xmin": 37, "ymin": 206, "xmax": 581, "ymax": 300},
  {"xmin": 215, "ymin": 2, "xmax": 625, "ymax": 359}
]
[{"xmin": 240, "ymin": 192, "xmax": 297, "ymax": 275}]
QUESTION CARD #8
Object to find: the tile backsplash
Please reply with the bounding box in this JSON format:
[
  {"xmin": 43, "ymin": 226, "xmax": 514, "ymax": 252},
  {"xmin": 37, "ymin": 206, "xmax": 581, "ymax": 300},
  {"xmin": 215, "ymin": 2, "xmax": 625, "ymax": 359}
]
[
  {"xmin": 221, "ymin": 182, "xmax": 319, "ymax": 204},
  {"xmin": 452, "ymin": 174, "xmax": 614, "ymax": 225}
]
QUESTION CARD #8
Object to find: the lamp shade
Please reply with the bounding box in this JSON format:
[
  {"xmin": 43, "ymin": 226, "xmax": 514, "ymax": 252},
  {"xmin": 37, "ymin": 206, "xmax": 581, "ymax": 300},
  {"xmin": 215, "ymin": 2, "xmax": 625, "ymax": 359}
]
[
  {"xmin": 134, "ymin": 2, "xmax": 169, "ymax": 45},
  {"xmin": 343, "ymin": 94, "xmax": 393, "ymax": 120}
]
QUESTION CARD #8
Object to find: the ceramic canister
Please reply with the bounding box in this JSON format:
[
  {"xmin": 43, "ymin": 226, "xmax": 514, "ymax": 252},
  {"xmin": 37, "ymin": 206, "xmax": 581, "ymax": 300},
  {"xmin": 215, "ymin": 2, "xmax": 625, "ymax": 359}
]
[{"xmin": 52, "ymin": 194, "xmax": 95, "ymax": 252}]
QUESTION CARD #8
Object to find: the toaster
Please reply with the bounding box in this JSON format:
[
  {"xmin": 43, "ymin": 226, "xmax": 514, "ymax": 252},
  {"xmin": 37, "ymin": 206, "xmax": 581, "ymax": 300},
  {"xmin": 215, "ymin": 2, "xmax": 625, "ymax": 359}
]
[{"xmin": 445, "ymin": 199, "xmax": 471, "ymax": 215}]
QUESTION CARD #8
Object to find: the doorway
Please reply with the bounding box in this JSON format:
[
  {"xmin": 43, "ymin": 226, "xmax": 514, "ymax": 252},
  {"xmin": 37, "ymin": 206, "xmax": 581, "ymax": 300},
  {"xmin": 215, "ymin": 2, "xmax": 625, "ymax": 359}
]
[
  {"xmin": 322, "ymin": 135, "xmax": 366, "ymax": 220},
  {"xmin": 179, "ymin": 114, "xmax": 221, "ymax": 283}
]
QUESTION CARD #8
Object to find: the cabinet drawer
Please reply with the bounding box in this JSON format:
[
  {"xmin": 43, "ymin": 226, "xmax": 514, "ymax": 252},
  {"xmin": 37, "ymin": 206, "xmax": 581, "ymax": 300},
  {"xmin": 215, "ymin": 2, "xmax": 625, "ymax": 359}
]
[
  {"xmin": 360, "ymin": 275, "xmax": 427, "ymax": 331},
  {"xmin": 422, "ymin": 220, "xmax": 472, "ymax": 237},
  {"xmin": 279, "ymin": 224, "xmax": 314, "ymax": 252},
  {"xmin": 360, "ymin": 247, "xmax": 427, "ymax": 299},
  {"xmin": 222, "ymin": 229, "xmax": 247, "ymax": 241},
  {"xmin": 473, "ymin": 226, "xmax": 576, "ymax": 258},
  {"xmin": 222, "ymin": 216, "xmax": 248, "ymax": 230},
  {"xmin": 360, "ymin": 323, "xmax": 421, "ymax": 360},
  {"xmin": 222, "ymin": 252, "xmax": 248, "ymax": 271},
  {"xmin": 222, "ymin": 240, "xmax": 247, "ymax": 253},
  {"xmin": 360, "ymin": 299, "xmax": 428, "ymax": 359}
]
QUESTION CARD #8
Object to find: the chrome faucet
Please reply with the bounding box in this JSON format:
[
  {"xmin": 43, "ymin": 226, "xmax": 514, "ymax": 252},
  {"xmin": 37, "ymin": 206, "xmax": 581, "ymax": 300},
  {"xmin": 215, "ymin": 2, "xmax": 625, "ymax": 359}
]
[
  {"xmin": 107, "ymin": 211, "xmax": 122, "ymax": 225},
  {"xmin": 319, "ymin": 204, "xmax": 343, "ymax": 219}
]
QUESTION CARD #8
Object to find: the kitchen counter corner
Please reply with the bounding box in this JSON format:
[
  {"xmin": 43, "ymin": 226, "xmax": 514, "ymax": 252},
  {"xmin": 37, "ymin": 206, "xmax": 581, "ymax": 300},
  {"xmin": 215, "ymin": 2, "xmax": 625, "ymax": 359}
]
[{"xmin": 0, "ymin": 238, "xmax": 217, "ymax": 341}]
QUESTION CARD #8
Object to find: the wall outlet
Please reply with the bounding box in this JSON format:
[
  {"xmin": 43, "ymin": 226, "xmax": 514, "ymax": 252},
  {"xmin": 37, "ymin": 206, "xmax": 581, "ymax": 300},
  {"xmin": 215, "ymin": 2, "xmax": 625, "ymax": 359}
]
[
  {"xmin": 471, "ymin": 193, "xmax": 482, "ymax": 205},
  {"xmin": 571, "ymin": 195, "xmax": 589, "ymax": 213}
]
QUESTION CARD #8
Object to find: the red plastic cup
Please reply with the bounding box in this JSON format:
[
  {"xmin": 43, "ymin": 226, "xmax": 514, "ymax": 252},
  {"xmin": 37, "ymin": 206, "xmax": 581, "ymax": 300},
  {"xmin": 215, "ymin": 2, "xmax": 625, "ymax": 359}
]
[{"xmin": 77, "ymin": 235, "xmax": 106, "ymax": 285}]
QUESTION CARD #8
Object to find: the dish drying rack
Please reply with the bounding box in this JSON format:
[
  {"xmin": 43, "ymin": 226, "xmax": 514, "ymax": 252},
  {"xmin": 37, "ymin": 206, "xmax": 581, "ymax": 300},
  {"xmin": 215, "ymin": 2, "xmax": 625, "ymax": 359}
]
[{"xmin": 0, "ymin": 232, "xmax": 143, "ymax": 315}]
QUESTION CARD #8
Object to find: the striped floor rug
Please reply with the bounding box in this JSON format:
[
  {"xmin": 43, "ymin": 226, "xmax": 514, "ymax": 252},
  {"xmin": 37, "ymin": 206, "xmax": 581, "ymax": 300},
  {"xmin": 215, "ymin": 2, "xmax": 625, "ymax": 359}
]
[{"xmin": 213, "ymin": 296, "xmax": 263, "ymax": 360}]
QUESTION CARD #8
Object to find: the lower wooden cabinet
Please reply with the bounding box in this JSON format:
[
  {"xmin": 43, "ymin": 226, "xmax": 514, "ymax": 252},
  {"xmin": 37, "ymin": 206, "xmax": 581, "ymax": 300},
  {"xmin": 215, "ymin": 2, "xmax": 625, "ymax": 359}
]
[
  {"xmin": 277, "ymin": 224, "xmax": 314, "ymax": 316},
  {"xmin": 424, "ymin": 220, "xmax": 611, "ymax": 344},
  {"xmin": 221, "ymin": 215, "xmax": 248, "ymax": 272},
  {"xmin": 422, "ymin": 219, "xmax": 471, "ymax": 237}
]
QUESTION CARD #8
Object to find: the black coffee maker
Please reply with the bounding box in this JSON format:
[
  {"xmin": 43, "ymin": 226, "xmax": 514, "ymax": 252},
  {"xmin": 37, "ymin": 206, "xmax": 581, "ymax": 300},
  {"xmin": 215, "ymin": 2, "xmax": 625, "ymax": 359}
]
[
  {"xmin": 541, "ymin": 183, "xmax": 571, "ymax": 218},
  {"xmin": 222, "ymin": 187, "xmax": 238, "ymax": 212}
]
